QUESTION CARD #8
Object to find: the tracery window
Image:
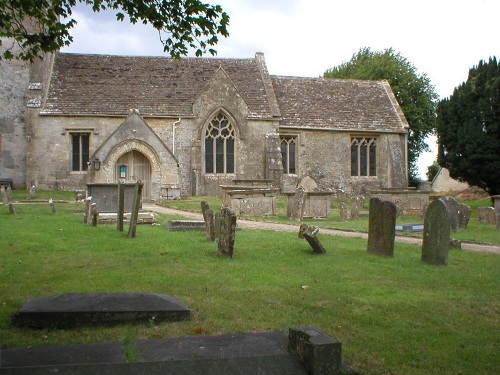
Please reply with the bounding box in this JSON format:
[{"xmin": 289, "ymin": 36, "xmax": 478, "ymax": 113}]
[
  {"xmin": 280, "ymin": 135, "xmax": 297, "ymax": 174},
  {"xmin": 351, "ymin": 137, "xmax": 377, "ymax": 177},
  {"xmin": 71, "ymin": 133, "xmax": 90, "ymax": 172},
  {"xmin": 205, "ymin": 113, "xmax": 235, "ymax": 174}
]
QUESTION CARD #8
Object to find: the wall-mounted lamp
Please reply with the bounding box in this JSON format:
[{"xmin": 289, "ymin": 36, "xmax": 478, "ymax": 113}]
[{"xmin": 93, "ymin": 158, "xmax": 101, "ymax": 170}]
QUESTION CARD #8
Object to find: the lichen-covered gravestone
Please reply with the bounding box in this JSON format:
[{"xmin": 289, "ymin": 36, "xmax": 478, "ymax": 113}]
[
  {"xmin": 457, "ymin": 203, "xmax": 472, "ymax": 229},
  {"xmin": 367, "ymin": 198, "xmax": 397, "ymax": 257},
  {"xmin": 350, "ymin": 196, "xmax": 362, "ymax": 220},
  {"xmin": 298, "ymin": 223, "xmax": 327, "ymax": 254},
  {"xmin": 442, "ymin": 196, "xmax": 459, "ymax": 232},
  {"xmin": 421, "ymin": 198, "xmax": 450, "ymax": 266},
  {"xmin": 339, "ymin": 202, "xmax": 348, "ymax": 222},
  {"xmin": 290, "ymin": 187, "xmax": 306, "ymax": 221},
  {"xmin": 218, "ymin": 207, "xmax": 237, "ymax": 257},
  {"xmin": 478, "ymin": 207, "xmax": 496, "ymax": 225},
  {"xmin": 201, "ymin": 201, "xmax": 216, "ymax": 242}
]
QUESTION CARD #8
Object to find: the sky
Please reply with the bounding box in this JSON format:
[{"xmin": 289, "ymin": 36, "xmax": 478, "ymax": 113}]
[{"xmin": 61, "ymin": 0, "xmax": 500, "ymax": 179}]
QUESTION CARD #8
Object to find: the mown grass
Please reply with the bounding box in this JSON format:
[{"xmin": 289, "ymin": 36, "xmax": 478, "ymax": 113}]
[
  {"xmin": 162, "ymin": 196, "xmax": 500, "ymax": 245},
  {"xmin": 1, "ymin": 201, "xmax": 499, "ymax": 374}
]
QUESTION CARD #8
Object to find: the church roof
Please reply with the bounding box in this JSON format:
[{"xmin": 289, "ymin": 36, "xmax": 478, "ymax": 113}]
[
  {"xmin": 271, "ymin": 76, "xmax": 409, "ymax": 132},
  {"xmin": 42, "ymin": 53, "xmax": 276, "ymax": 118}
]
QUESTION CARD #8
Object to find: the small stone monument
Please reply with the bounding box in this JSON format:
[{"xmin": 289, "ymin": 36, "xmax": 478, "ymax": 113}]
[
  {"xmin": 298, "ymin": 224, "xmax": 327, "ymax": 254},
  {"xmin": 442, "ymin": 196, "xmax": 459, "ymax": 231},
  {"xmin": 8, "ymin": 202, "xmax": 16, "ymax": 214},
  {"xmin": 290, "ymin": 187, "xmax": 306, "ymax": 221},
  {"xmin": 84, "ymin": 197, "xmax": 92, "ymax": 224},
  {"xmin": 49, "ymin": 199, "xmax": 56, "ymax": 214},
  {"xmin": 91, "ymin": 203, "xmax": 99, "ymax": 227},
  {"xmin": 367, "ymin": 198, "xmax": 397, "ymax": 257},
  {"xmin": 6, "ymin": 186, "xmax": 12, "ymax": 201},
  {"xmin": 218, "ymin": 207, "xmax": 237, "ymax": 257},
  {"xmin": 28, "ymin": 185, "xmax": 36, "ymax": 199},
  {"xmin": 457, "ymin": 203, "xmax": 472, "ymax": 229},
  {"xmin": 205, "ymin": 209, "xmax": 216, "ymax": 242},
  {"xmin": 421, "ymin": 198, "xmax": 451, "ymax": 266},
  {"xmin": 478, "ymin": 207, "xmax": 496, "ymax": 225},
  {"xmin": 339, "ymin": 202, "xmax": 348, "ymax": 222},
  {"xmin": 1, "ymin": 186, "xmax": 8, "ymax": 205},
  {"xmin": 350, "ymin": 196, "xmax": 363, "ymax": 220}
]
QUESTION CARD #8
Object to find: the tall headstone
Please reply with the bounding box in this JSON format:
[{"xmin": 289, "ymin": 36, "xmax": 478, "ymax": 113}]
[
  {"xmin": 116, "ymin": 182, "xmax": 125, "ymax": 232},
  {"xmin": 218, "ymin": 207, "xmax": 237, "ymax": 257},
  {"xmin": 214, "ymin": 211, "xmax": 221, "ymax": 240},
  {"xmin": 339, "ymin": 202, "xmax": 348, "ymax": 222},
  {"xmin": 290, "ymin": 187, "xmax": 306, "ymax": 221},
  {"xmin": 298, "ymin": 224, "xmax": 327, "ymax": 254},
  {"xmin": 442, "ymin": 196, "xmax": 459, "ymax": 232},
  {"xmin": 1, "ymin": 186, "xmax": 8, "ymax": 205},
  {"xmin": 457, "ymin": 203, "xmax": 472, "ymax": 229},
  {"xmin": 127, "ymin": 181, "xmax": 143, "ymax": 238},
  {"xmin": 421, "ymin": 198, "xmax": 450, "ymax": 266},
  {"xmin": 367, "ymin": 198, "xmax": 397, "ymax": 257},
  {"xmin": 205, "ymin": 209, "xmax": 216, "ymax": 242},
  {"xmin": 350, "ymin": 196, "xmax": 362, "ymax": 220}
]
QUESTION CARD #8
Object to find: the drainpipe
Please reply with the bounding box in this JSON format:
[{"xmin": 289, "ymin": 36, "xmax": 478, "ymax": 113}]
[{"xmin": 172, "ymin": 118, "xmax": 181, "ymax": 155}]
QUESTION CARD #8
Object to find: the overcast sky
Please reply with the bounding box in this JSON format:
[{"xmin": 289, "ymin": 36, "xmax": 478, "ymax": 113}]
[{"xmin": 62, "ymin": 0, "xmax": 500, "ymax": 179}]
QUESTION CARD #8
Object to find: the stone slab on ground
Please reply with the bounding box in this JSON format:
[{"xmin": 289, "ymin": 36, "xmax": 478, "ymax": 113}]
[
  {"xmin": 12, "ymin": 293, "xmax": 190, "ymax": 329},
  {"xmin": 1, "ymin": 329, "xmax": 357, "ymax": 375}
]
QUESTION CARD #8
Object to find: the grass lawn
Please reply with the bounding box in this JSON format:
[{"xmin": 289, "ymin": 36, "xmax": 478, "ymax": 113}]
[{"xmin": 1, "ymin": 197, "xmax": 499, "ymax": 374}]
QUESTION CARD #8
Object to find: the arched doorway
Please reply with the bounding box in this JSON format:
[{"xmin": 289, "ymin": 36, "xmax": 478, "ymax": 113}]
[{"xmin": 115, "ymin": 150, "xmax": 152, "ymax": 200}]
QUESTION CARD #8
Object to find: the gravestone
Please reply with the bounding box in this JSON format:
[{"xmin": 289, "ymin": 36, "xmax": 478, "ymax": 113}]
[
  {"xmin": 84, "ymin": 197, "xmax": 92, "ymax": 224},
  {"xmin": 91, "ymin": 203, "xmax": 99, "ymax": 227},
  {"xmin": 442, "ymin": 196, "xmax": 459, "ymax": 231},
  {"xmin": 201, "ymin": 200, "xmax": 210, "ymax": 221},
  {"xmin": 297, "ymin": 176, "xmax": 318, "ymax": 192},
  {"xmin": 6, "ymin": 186, "xmax": 12, "ymax": 201},
  {"xmin": 1, "ymin": 185, "xmax": 8, "ymax": 204},
  {"xmin": 457, "ymin": 203, "xmax": 472, "ymax": 229},
  {"xmin": 218, "ymin": 207, "xmax": 237, "ymax": 257},
  {"xmin": 350, "ymin": 196, "xmax": 363, "ymax": 220},
  {"xmin": 367, "ymin": 198, "xmax": 397, "ymax": 257},
  {"xmin": 336, "ymin": 189, "xmax": 348, "ymax": 204},
  {"xmin": 28, "ymin": 185, "xmax": 36, "ymax": 199},
  {"xmin": 421, "ymin": 198, "xmax": 450, "ymax": 266},
  {"xmin": 298, "ymin": 224, "xmax": 327, "ymax": 254},
  {"xmin": 290, "ymin": 187, "xmax": 306, "ymax": 221},
  {"xmin": 8, "ymin": 202, "xmax": 16, "ymax": 214},
  {"xmin": 339, "ymin": 202, "xmax": 348, "ymax": 222},
  {"xmin": 205, "ymin": 209, "xmax": 216, "ymax": 242},
  {"xmin": 49, "ymin": 199, "xmax": 56, "ymax": 214},
  {"xmin": 478, "ymin": 207, "xmax": 496, "ymax": 225}
]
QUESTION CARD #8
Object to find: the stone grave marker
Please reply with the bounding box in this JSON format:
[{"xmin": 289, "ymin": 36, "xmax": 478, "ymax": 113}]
[
  {"xmin": 442, "ymin": 196, "xmax": 459, "ymax": 231},
  {"xmin": 336, "ymin": 189, "xmax": 348, "ymax": 204},
  {"xmin": 28, "ymin": 185, "xmax": 36, "ymax": 199},
  {"xmin": 218, "ymin": 207, "xmax": 237, "ymax": 257},
  {"xmin": 350, "ymin": 196, "xmax": 362, "ymax": 220},
  {"xmin": 84, "ymin": 197, "xmax": 92, "ymax": 224},
  {"xmin": 49, "ymin": 199, "xmax": 56, "ymax": 214},
  {"xmin": 367, "ymin": 198, "xmax": 397, "ymax": 257},
  {"xmin": 8, "ymin": 202, "xmax": 16, "ymax": 214},
  {"xmin": 127, "ymin": 181, "xmax": 143, "ymax": 238},
  {"xmin": 91, "ymin": 203, "xmax": 99, "ymax": 227},
  {"xmin": 205, "ymin": 209, "xmax": 216, "ymax": 242},
  {"xmin": 421, "ymin": 198, "xmax": 450, "ymax": 266},
  {"xmin": 1, "ymin": 185, "xmax": 8, "ymax": 204},
  {"xmin": 298, "ymin": 224, "xmax": 327, "ymax": 254},
  {"xmin": 339, "ymin": 202, "xmax": 348, "ymax": 222},
  {"xmin": 457, "ymin": 203, "xmax": 472, "ymax": 229},
  {"xmin": 214, "ymin": 211, "xmax": 221, "ymax": 240},
  {"xmin": 290, "ymin": 187, "xmax": 306, "ymax": 221},
  {"xmin": 6, "ymin": 186, "xmax": 12, "ymax": 201},
  {"xmin": 478, "ymin": 207, "xmax": 496, "ymax": 225}
]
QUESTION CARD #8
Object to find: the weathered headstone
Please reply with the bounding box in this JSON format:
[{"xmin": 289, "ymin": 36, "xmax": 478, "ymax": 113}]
[
  {"xmin": 421, "ymin": 198, "xmax": 450, "ymax": 266},
  {"xmin": 478, "ymin": 206, "xmax": 496, "ymax": 225},
  {"xmin": 8, "ymin": 202, "xmax": 16, "ymax": 214},
  {"xmin": 6, "ymin": 186, "xmax": 12, "ymax": 201},
  {"xmin": 1, "ymin": 185, "xmax": 8, "ymax": 205},
  {"xmin": 28, "ymin": 185, "xmax": 36, "ymax": 199},
  {"xmin": 298, "ymin": 224, "xmax": 327, "ymax": 254},
  {"xmin": 457, "ymin": 203, "xmax": 472, "ymax": 229},
  {"xmin": 201, "ymin": 200, "xmax": 210, "ymax": 221},
  {"xmin": 91, "ymin": 203, "xmax": 99, "ymax": 227},
  {"xmin": 84, "ymin": 197, "xmax": 92, "ymax": 224},
  {"xmin": 128, "ymin": 181, "xmax": 143, "ymax": 238},
  {"xmin": 214, "ymin": 211, "xmax": 221, "ymax": 240},
  {"xmin": 442, "ymin": 196, "xmax": 459, "ymax": 232},
  {"xmin": 339, "ymin": 202, "xmax": 348, "ymax": 222},
  {"xmin": 205, "ymin": 209, "xmax": 216, "ymax": 242},
  {"xmin": 218, "ymin": 207, "xmax": 237, "ymax": 257},
  {"xmin": 367, "ymin": 198, "xmax": 397, "ymax": 257},
  {"xmin": 116, "ymin": 182, "xmax": 125, "ymax": 232},
  {"xmin": 350, "ymin": 196, "xmax": 362, "ymax": 220},
  {"xmin": 290, "ymin": 187, "xmax": 306, "ymax": 221},
  {"xmin": 297, "ymin": 176, "xmax": 318, "ymax": 192},
  {"xmin": 49, "ymin": 199, "xmax": 56, "ymax": 214},
  {"xmin": 336, "ymin": 189, "xmax": 348, "ymax": 204}
]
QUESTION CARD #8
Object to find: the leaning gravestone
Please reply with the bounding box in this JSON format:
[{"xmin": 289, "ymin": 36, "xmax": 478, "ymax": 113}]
[
  {"xmin": 298, "ymin": 224, "xmax": 327, "ymax": 254},
  {"xmin": 457, "ymin": 203, "xmax": 472, "ymax": 229},
  {"xmin": 367, "ymin": 198, "xmax": 397, "ymax": 257},
  {"xmin": 442, "ymin": 196, "xmax": 459, "ymax": 232},
  {"xmin": 421, "ymin": 198, "xmax": 451, "ymax": 266},
  {"xmin": 218, "ymin": 207, "xmax": 237, "ymax": 257}
]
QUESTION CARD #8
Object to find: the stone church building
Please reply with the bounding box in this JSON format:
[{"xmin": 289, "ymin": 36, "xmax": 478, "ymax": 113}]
[{"xmin": 1, "ymin": 50, "xmax": 409, "ymax": 200}]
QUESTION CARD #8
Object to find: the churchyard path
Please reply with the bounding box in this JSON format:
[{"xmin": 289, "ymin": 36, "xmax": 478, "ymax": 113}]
[{"xmin": 143, "ymin": 204, "xmax": 500, "ymax": 255}]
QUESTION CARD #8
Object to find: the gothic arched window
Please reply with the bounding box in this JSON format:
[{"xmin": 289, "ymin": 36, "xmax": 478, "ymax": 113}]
[{"xmin": 205, "ymin": 113, "xmax": 235, "ymax": 174}]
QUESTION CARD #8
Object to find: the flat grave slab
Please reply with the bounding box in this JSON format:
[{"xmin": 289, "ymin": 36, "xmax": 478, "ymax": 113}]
[{"xmin": 12, "ymin": 293, "xmax": 190, "ymax": 329}]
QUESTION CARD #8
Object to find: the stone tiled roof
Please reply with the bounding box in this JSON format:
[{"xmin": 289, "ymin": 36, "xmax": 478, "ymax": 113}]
[
  {"xmin": 271, "ymin": 76, "xmax": 409, "ymax": 132},
  {"xmin": 42, "ymin": 53, "xmax": 275, "ymax": 118}
]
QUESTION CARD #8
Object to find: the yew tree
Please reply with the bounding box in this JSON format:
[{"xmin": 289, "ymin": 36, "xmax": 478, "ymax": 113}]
[
  {"xmin": 324, "ymin": 48, "xmax": 438, "ymax": 186},
  {"xmin": 0, "ymin": 0, "xmax": 229, "ymax": 61},
  {"xmin": 437, "ymin": 57, "xmax": 500, "ymax": 196}
]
